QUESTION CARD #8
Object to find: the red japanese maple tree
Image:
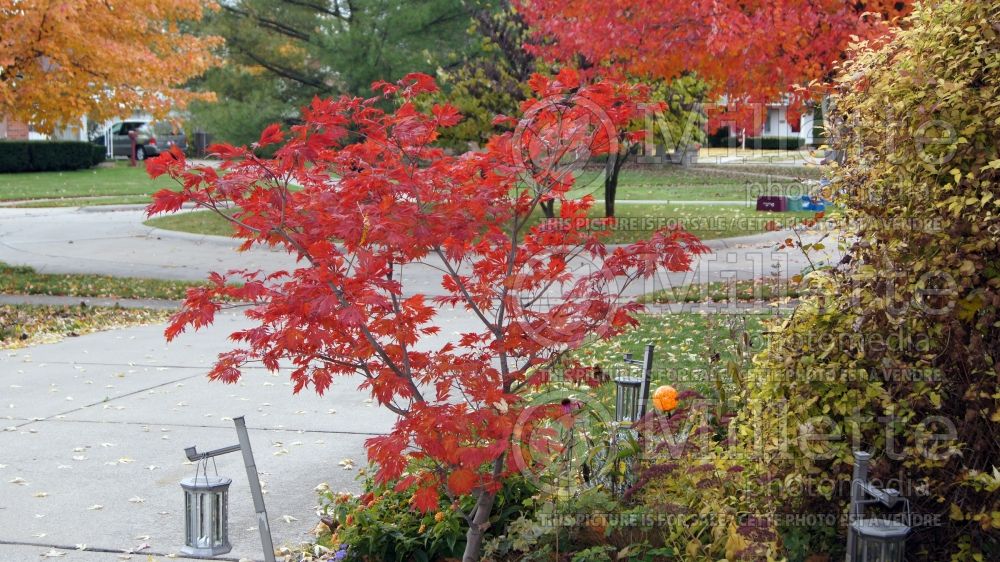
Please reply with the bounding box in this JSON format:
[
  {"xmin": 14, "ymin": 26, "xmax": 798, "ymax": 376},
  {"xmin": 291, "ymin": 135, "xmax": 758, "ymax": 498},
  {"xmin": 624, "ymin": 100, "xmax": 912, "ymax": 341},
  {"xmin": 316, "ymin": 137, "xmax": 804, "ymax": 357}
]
[
  {"xmin": 517, "ymin": 0, "xmax": 913, "ymax": 133},
  {"xmin": 147, "ymin": 69, "xmax": 707, "ymax": 560}
]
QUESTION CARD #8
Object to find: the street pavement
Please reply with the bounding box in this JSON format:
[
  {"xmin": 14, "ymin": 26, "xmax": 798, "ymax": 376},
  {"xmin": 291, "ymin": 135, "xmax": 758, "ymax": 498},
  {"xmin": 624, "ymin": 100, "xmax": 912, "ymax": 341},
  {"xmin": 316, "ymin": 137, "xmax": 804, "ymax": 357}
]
[{"xmin": 0, "ymin": 206, "xmax": 843, "ymax": 300}]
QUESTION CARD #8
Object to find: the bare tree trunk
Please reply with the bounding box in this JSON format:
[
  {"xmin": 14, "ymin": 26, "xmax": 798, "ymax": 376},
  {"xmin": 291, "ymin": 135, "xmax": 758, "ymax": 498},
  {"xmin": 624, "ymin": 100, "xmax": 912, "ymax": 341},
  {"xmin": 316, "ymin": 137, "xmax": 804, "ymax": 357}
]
[
  {"xmin": 604, "ymin": 140, "xmax": 633, "ymax": 218},
  {"xmin": 540, "ymin": 199, "xmax": 555, "ymax": 219}
]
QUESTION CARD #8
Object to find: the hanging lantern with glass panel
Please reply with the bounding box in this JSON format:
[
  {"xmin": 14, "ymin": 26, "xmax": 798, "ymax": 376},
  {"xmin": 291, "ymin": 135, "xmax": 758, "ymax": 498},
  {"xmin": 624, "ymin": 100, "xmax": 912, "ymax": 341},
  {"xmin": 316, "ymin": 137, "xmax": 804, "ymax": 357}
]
[{"xmin": 181, "ymin": 468, "xmax": 232, "ymax": 557}]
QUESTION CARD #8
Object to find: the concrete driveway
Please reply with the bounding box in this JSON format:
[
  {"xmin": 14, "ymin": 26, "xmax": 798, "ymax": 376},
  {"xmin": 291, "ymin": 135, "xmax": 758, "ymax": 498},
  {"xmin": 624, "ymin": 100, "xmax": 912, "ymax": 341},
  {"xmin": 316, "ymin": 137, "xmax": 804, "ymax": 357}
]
[{"xmin": 0, "ymin": 307, "xmax": 486, "ymax": 561}]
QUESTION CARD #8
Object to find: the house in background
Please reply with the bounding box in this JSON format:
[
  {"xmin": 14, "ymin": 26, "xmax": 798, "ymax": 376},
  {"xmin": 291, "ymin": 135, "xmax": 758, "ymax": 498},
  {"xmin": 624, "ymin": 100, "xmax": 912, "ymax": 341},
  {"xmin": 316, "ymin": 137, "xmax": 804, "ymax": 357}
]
[
  {"xmin": 0, "ymin": 114, "xmax": 88, "ymax": 141},
  {"xmin": 762, "ymin": 102, "xmax": 817, "ymax": 145},
  {"xmin": 0, "ymin": 115, "xmax": 51, "ymax": 140}
]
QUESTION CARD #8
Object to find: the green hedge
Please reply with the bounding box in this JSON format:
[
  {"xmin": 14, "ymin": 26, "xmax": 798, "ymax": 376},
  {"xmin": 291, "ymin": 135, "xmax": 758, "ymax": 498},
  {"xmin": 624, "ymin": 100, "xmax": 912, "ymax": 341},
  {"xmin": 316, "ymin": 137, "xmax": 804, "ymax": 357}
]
[
  {"xmin": 747, "ymin": 136, "xmax": 804, "ymax": 150},
  {"xmin": 0, "ymin": 141, "xmax": 105, "ymax": 173},
  {"xmin": 707, "ymin": 126, "xmax": 738, "ymax": 148}
]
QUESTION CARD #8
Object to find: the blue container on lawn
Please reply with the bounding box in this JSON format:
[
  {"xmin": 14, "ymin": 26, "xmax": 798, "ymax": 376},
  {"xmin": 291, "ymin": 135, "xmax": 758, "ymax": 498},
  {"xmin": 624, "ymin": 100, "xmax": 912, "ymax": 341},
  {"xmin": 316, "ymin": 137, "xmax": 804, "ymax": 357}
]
[{"xmin": 803, "ymin": 196, "xmax": 828, "ymax": 211}]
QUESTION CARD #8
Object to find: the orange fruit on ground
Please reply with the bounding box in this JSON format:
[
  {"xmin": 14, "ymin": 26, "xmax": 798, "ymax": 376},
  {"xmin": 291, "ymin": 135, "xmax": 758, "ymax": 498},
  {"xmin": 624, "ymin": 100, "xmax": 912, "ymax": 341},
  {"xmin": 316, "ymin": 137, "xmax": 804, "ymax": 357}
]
[{"xmin": 652, "ymin": 385, "xmax": 679, "ymax": 412}]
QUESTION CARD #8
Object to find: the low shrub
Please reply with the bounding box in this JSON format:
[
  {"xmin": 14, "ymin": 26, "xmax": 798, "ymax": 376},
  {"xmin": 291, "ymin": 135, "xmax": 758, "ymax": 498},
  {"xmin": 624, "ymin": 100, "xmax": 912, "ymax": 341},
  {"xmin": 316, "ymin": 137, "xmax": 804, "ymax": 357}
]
[
  {"xmin": 317, "ymin": 469, "xmax": 536, "ymax": 562},
  {"xmin": 746, "ymin": 136, "xmax": 804, "ymax": 150},
  {"xmin": 707, "ymin": 126, "xmax": 737, "ymax": 148},
  {"xmin": 0, "ymin": 141, "xmax": 105, "ymax": 172},
  {"xmin": 0, "ymin": 142, "xmax": 30, "ymax": 171}
]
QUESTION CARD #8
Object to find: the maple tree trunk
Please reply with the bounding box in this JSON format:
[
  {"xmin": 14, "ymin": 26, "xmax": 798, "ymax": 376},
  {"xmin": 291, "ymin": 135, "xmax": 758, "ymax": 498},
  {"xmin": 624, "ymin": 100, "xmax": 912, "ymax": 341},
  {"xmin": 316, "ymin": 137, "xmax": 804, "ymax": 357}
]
[
  {"xmin": 604, "ymin": 159, "xmax": 617, "ymax": 218},
  {"xmin": 462, "ymin": 455, "xmax": 505, "ymax": 561},
  {"xmin": 462, "ymin": 489, "xmax": 498, "ymax": 561}
]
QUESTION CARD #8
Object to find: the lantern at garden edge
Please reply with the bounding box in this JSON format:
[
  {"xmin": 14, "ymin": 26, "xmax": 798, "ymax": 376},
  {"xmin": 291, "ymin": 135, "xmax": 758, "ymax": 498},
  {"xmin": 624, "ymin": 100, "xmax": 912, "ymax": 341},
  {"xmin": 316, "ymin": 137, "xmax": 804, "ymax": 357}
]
[
  {"xmin": 846, "ymin": 451, "xmax": 910, "ymax": 562},
  {"xmin": 181, "ymin": 467, "xmax": 232, "ymax": 556},
  {"xmin": 849, "ymin": 518, "xmax": 909, "ymax": 562}
]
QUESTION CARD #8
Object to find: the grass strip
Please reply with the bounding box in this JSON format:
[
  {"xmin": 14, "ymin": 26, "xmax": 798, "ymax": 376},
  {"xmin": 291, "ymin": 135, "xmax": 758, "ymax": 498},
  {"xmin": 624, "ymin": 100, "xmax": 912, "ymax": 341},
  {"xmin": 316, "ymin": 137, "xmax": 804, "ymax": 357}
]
[
  {"xmin": 0, "ymin": 303, "xmax": 172, "ymax": 349},
  {"xmin": 0, "ymin": 262, "xmax": 204, "ymax": 300}
]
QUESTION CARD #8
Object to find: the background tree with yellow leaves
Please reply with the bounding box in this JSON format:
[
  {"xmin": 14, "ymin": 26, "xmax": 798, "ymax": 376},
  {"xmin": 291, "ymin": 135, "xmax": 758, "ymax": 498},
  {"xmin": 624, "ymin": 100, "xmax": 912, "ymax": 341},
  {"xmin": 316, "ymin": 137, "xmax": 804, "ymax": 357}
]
[{"xmin": 0, "ymin": 0, "xmax": 219, "ymax": 134}]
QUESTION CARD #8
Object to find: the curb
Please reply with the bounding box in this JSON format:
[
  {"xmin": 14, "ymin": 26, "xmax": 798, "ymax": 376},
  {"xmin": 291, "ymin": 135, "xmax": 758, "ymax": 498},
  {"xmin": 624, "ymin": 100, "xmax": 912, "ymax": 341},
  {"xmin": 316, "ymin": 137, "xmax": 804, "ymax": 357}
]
[{"xmin": 0, "ymin": 294, "xmax": 182, "ymax": 310}]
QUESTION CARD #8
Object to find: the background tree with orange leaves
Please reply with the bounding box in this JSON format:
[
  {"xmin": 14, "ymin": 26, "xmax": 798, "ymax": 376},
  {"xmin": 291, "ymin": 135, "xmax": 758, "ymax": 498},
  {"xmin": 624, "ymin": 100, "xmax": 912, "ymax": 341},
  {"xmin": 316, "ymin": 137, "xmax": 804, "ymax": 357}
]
[{"xmin": 0, "ymin": 0, "xmax": 220, "ymax": 134}]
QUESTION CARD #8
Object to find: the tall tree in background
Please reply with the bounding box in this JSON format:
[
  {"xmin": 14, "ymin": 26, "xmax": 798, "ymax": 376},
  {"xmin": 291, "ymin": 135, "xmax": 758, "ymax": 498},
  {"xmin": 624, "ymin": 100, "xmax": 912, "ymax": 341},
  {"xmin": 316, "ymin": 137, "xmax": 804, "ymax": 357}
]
[
  {"xmin": 517, "ymin": 0, "xmax": 912, "ymax": 107},
  {"xmin": 517, "ymin": 0, "xmax": 913, "ymax": 216},
  {"xmin": 601, "ymin": 74, "xmax": 709, "ymax": 217},
  {"xmin": 190, "ymin": 0, "xmax": 478, "ymax": 144},
  {"xmin": 428, "ymin": 0, "xmax": 539, "ymax": 150},
  {"xmin": 0, "ymin": 0, "xmax": 219, "ymax": 133},
  {"xmin": 518, "ymin": 0, "xmax": 912, "ymax": 101}
]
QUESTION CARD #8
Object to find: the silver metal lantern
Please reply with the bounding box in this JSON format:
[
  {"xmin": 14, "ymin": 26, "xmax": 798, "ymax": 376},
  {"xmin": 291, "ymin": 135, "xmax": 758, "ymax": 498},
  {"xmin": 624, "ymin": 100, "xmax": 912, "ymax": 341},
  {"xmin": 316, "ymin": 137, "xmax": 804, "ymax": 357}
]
[
  {"xmin": 846, "ymin": 451, "xmax": 911, "ymax": 562},
  {"xmin": 613, "ymin": 376, "xmax": 643, "ymax": 422},
  {"xmin": 616, "ymin": 345, "xmax": 655, "ymax": 423},
  {"xmin": 183, "ymin": 416, "xmax": 276, "ymax": 562},
  {"xmin": 849, "ymin": 518, "xmax": 909, "ymax": 562},
  {"xmin": 181, "ymin": 469, "xmax": 232, "ymax": 556}
]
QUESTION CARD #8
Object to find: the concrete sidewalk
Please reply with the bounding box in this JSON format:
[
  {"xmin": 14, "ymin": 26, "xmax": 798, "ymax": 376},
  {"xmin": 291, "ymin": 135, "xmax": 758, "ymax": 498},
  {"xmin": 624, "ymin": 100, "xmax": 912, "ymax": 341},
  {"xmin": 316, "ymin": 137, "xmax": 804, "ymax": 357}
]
[{"xmin": 1, "ymin": 308, "xmax": 486, "ymax": 561}]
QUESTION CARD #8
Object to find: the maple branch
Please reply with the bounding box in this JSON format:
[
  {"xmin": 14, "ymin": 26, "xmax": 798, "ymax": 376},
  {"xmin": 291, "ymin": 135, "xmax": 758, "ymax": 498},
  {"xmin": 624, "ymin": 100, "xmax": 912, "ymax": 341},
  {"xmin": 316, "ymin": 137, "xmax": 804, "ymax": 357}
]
[
  {"xmin": 280, "ymin": 0, "xmax": 351, "ymax": 21},
  {"xmin": 516, "ymin": 244, "xmax": 589, "ymax": 310},
  {"xmin": 313, "ymin": 350, "xmax": 413, "ymax": 416},
  {"xmin": 387, "ymin": 289, "xmax": 424, "ymax": 403},
  {"xmin": 433, "ymin": 247, "xmax": 499, "ymax": 336},
  {"xmin": 314, "ymin": 352, "xmax": 364, "ymax": 371},
  {"xmin": 275, "ymin": 227, "xmax": 416, "ymax": 398}
]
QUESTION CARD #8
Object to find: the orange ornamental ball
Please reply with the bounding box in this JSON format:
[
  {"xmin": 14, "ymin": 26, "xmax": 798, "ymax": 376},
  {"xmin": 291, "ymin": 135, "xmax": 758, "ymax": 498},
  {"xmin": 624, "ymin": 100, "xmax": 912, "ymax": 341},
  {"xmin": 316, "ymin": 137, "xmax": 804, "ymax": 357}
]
[{"xmin": 652, "ymin": 385, "xmax": 679, "ymax": 412}]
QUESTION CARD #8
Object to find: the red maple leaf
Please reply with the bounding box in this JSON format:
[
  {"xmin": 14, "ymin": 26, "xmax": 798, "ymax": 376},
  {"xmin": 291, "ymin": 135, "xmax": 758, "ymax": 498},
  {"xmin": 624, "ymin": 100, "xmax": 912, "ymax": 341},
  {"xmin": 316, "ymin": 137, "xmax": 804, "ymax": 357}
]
[
  {"xmin": 411, "ymin": 486, "xmax": 439, "ymax": 513},
  {"xmin": 447, "ymin": 468, "xmax": 477, "ymax": 495}
]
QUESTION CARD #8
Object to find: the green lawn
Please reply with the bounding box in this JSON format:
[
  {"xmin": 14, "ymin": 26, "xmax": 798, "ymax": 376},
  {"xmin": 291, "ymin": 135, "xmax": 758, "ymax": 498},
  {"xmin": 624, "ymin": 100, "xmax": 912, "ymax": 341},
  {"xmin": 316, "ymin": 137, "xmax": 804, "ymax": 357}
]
[
  {"xmin": 637, "ymin": 276, "xmax": 805, "ymax": 304},
  {"xmin": 0, "ymin": 261, "xmax": 205, "ymax": 300},
  {"xmin": 0, "ymin": 162, "xmax": 172, "ymax": 202},
  {"xmin": 8, "ymin": 195, "xmax": 158, "ymax": 208},
  {"xmin": 557, "ymin": 312, "xmax": 774, "ymax": 406},
  {"xmin": 569, "ymin": 204, "xmax": 814, "ymax": 242},
  {"xmin": 566, "ymin": 167, "xmax": 750, "ymax": 201},
  {"xmin": 145, "ymin": 208, "xmax": 237, "ymax": 237},
  {"xmin": 146, "ymin": 203, "xmax": 814, "ymax": 242},
  {"xmin": 0, "ymin": 162, "xmax": 825, "ymax": 207}
]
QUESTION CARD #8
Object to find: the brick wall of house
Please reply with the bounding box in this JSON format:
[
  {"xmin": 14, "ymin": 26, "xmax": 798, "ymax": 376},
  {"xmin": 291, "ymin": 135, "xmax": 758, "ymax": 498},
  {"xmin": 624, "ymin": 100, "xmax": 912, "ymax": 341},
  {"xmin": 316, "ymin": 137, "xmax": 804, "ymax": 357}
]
[{"xmin": 0, "ymin": 116, "xmax": 30, "ymax": 140}]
